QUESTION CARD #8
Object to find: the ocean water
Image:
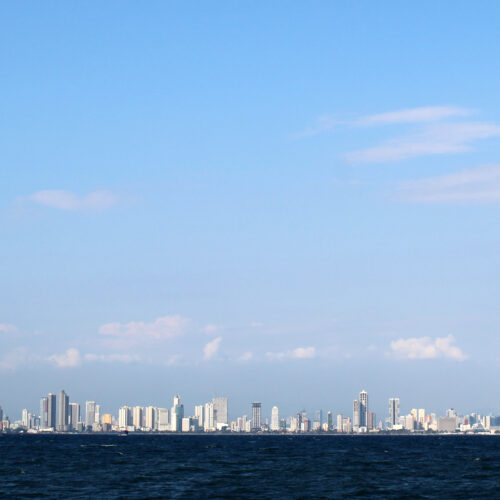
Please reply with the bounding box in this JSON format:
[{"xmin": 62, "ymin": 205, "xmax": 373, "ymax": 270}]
[{"xmin": 1, "ymin": 434, "xmax": 499, "ymax": 498}]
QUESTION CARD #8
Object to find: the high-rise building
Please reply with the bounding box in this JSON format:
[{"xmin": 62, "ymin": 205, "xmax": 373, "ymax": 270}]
[
  {"xmin": 204, "ymin": 402, "xmax": 215, "ymax": 431},
  {"xmin": 145, "ymin": 406, "xmax": 155, "ymax": 430},
  {"xmin": 337, "ymin": 414, "xmax": 343, "ymax": 432},
  {"xmin": 118, "ymin": 406, "xmax": 131, "ymax": 429},
  {"xmin": 157, "ymin": 408, "xmax": 169, "ymax": 431},
  {"xmin": 171, "ymin": 395, "xmax": 184, "ymax": 432},
  {"xmin": 40, "ymin": 397, "xmax": 48, "ymax": 429},
  {"xmin": 57, "ymin": 390, "xmax": 69, "ymax": 431},
  {"xmin": 47, "ymin": 393, "xmax": 56, "ymax": 429},
  {"xmin": 102, "ymin": 414, "xmax": 113, "ymax": 425},
  {"xmin": 270, "ymin": 406, "xmax": 279, "ymax": 431},
  {"xmin": 359, "ymin": 391, "xmax": 368, "ymax": 428},
  {"xmin": 418, "ymin": 409, "xmax": 426, "ymax": 430},
  {"xmin": 353, "ymin": 400, "xmax": 360, "ymax": 428},
  {"xmin": 194, "ymin": 405, "xmax": 204, "ymax": 428},
  {"xmin": 251, "ymin": 402, "xmax": 262, "ymax": 431},
  {"xmin": 327, "ymin": 411, "xmax": 333, "ymax": 430},
  {"xmin": 389, "ymin": 398, "xmax": 400, "ymax": 428},
  {"xmin": 213, "ymin": 397, "xmax": 228, "ymax": 427},
  {"xmin": 22, "ymin": 409, "xmax": 29, "ymax": 428},
  {"xmin": 95, "ymin": 404, "xmax": 101, "ymax": 425},
  {"xmin": 133, "ymin": 406, "xmax": 143, "ymax": 429},
  {"xmin": 69, "ymin": 403, "xmax": 80, "ymax": 430},
  {"xmin": 85, "ymin": 401, "xmax": 96, "ymax": 429},
  {"xmin": 314, "ymin": 410, "xmax": 323, "ymax": 427},
  {"xmin": 367, "ymin": 411, "xmax": 375, "ymax": 430}
]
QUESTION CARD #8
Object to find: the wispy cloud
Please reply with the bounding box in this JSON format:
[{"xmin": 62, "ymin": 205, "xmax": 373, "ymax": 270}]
[
  {"xmin": 27, "ymin": 190, "xmax": 118, "ymax": 211},
  {"xmin": 396, "ymin": 164, "xmax": 500, "ymax": 203},
  {"xmin": 296, "ymin": 106, "xmax": 473, "ymax": 138},
  {"xmin": 238, "ymin": 351, "xmax": 253, "ymax": 361},
  {"xmin": 266, "ymin": 346, "xmax": 316, "ymax": 361},
  {"xmin": 345, "ymin": 122, "xmax": 500, "ymax": 163},
  {"xmin": 99, "ymin": 315, "xmax": 189, "ymax": 341},
  {"xmin": 0, "ymin": 323, "xmax": 17, "ymax": 333},
  {"xmin": 84, "ymin": 353, "xmax": 142, "ymax": 363},
  {"xmin": 356, "ymin": 106, "xmax": 473, "ymax": 126},
  {"xmin": 203, "ymin": 337, "xmax": 222, "ymax": 360},
  {"xmin": 47, "ymin": 348, "xmax": 82, "ymax": 368},
  {"xmin": 0, "ymin": 348, "xmax": 31, "ymax": 371},
  {"xmin": 390, "ymin": 335, "xmax": 467, "ymax": 361}
]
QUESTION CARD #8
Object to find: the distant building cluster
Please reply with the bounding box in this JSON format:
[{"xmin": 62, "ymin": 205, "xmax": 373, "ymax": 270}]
[{"xmin": 1, "ymin": 390, "xmax": 499, "ymax": 434}]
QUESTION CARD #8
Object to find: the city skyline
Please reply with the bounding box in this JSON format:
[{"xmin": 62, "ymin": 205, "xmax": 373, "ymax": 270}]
[{"xmin": 2, "ymin": 388, "xmax": 499, "ymax": 435}]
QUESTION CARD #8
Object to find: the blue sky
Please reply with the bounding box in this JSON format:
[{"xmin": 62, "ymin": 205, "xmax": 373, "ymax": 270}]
[{"xmin": 2, "ymin": 1, "xmax": 500, "ymax": 421}]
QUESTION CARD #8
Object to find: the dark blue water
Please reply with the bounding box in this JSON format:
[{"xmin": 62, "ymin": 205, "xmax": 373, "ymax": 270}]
[{"xmin": 1, "ymin": 434, "xmax": 499, "ymax": 498}]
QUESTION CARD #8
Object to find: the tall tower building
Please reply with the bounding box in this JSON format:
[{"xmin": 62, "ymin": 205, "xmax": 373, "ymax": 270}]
[
  {"xmin": 251, "ymin": 402, "xmax": 262, "ymax": 431},
  {"xmin": 212, "ymin": 397, "xmax": 228, "ymax": 427},
  {"xmin": 270, "ymin": 406, "xmax": 279, "ymax": 431},
  {"xmin": 359, "ymin": 391, "xmax": 368, "ymax": 428},
  {"xmin": 69, "ymin": 403, "xmax": 80, "ymax": 430},
  {"xmin": 389, "ymin": 398, "xmax": 400, "ymax": 428},
  {"xmin": 194, "ymin": 405, "xmax": 204, "ymax": 428},
  {"xmin": 353, "ymin": 399, "xmax": 360, "ymax": 428},
  {"xmin": 118, "ymin": 406, "xmax": 131, "ymax": 429},
  {"xmin": 327, "ymin": 411, "xmax": 333, "ymax": 430},
  {"xmin": 145, "ymin": 406, "xmax": 155, "ymax": 430},
  {"xmin": 171, "ymin": 395, "xmax": 184, "ymax": 432},
  {"xmin": 47, "ymin": 393, "xmax": 57, "ymax": 429},
  {"xmin": 40, "ymin": 397, "xmax": 48, "ymax": 429},
  {"xmin": 85, "ymin": 401, "xmax": 96, "ymax": 429},
  {"xmin": 57, "ymin": 390, "xmax": 69, "ymax": 431},
  {"xmin": 204, "ymin": 402, "xmax": 215, "ymax": 431},
  {"xmin": 133, "ymin": 406, "xmax": 143, "ymax": 429}
]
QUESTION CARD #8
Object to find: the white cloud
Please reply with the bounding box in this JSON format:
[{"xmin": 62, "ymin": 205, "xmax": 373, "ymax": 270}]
[
  {"xmin": 99, "ymin": 315, "xmax": 189, "ymax": 340},
  {"xmin": 250, "ymin": 321, "xmax": 263, "ymax": 328},
  {"xmin": 47, "ymin": 348, "xmax": 82, "ymax": 368},
  {"xmin": 28, "ymin": 190, "xmax": 118, "ymax": 211},
  {"xmin": 0, "ymin": 323, "xmax": 17, "ymax": 333},
  {"xmin": 0, "ymin": 349, "xmax": 30, "ymax": 371},
  {"xmin": 390, "ymin": 335, "xmax": 467, "ymax": 361},
  {"xmin": 396, "ymin": 164, "xmax": 500, "ymax": 203},
  {"xmin": 345, "ymin": 121, "xmax": 500, "ymax": 163},
  {"xmin": 239, "ymin": 351, "xmax": 253, "ymax": 361},
  {"xmin": 291, "ymin": 346, "xmax": 316, "ymax": 359},
  {"xmin": 203, "ymin": 324, "xmax": 218, "ymax": 334},
  {"xmin": 295, "ymin": 106, "xmax": 472, "ymax": 138},
  {"xmin": 203, "ymin": 337, "xmax": 222, "ymax": 360},
  {"xmin": 84, "ymin": 353, "xmax": 141, "ymax": 363},
  {"xmin": 356, "ymin": 106, "xmax": 473, "ymax": 126},
  {"xmin": 266, "ymin": 346, "xmax": 316, "ymax": 361}
]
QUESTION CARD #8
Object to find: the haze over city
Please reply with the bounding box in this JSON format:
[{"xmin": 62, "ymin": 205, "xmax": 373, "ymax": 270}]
[{"xmin": 2, "ymin": 1, "xmax": 500, "ymax": 420}]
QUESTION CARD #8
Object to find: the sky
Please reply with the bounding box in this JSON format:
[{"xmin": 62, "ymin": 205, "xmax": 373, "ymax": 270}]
[{"xmin": 2, "ymin": 1, "xmax": 500, "ymax": 422}]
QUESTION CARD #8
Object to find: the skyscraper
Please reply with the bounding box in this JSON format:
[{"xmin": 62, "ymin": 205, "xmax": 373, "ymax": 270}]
[
  {"xmin": 213, "ymin": 397, "xmax": 228, "ymax": 427},
  {"xmin": 327, "ymin": 411, "xmax": 333, "ymax": 430},
  {"xmin": 389, "ymin": 398, "xmax": 400, "ymax": 428},
  {"xmin": 204, "ymin": 402, "xmax": 214, "ymax": 431},
  {"xmin": 85, "ymin": 401, "xmax": 96, "ymax": 429},
  {"xmin": 251, "ymin": 402, "xmax": 261, "ymax": 431},
  {"xmin": 145, "ymin": 406, "xmax": 155, "ymax": 430},
  {"xmin": 353, "ymin": 400, "xmax": 360, "ymax": 428},
  {"xmin": 359, "ymin": 390, "xmax": 368, "ymax": 428},
  {"xmin": 133, "ymin": 406, "xmax": 143, "ymax": 429},
  {"xmin": 40, "ymin": 397, "xmax": 48, "ymax": 429},
  {"xmin": 47, "ymin": 393, "xmax": 56, "ymax": 429},
  {"xmin": 69, "ymin": 403, "xmax": 80, "ymax": 430},
  {"xmin": 270, "ymin": 406, "xmax": 279, "ymax": 431},
  {"xmin": 171, "ymin": 395, "xmax": 184, "ymax": 432},
  {"xmin": 194, "ymin": 405, "xmax": 204, "ymax": 428},
  {"xmin": 118, "ymin": 406, "xmax": 131, "ymax": 429},
  {"xmin": 57, "ymin": 390, "xmax": 69, "ymax": 431}
]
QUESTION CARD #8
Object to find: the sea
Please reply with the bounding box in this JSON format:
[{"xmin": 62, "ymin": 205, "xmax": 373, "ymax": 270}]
[{"xmin": 1, "ymin": 434, "xmax": 499, "ymax": 498}]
